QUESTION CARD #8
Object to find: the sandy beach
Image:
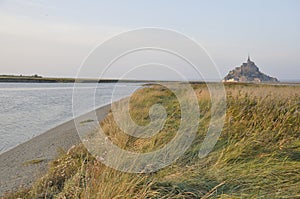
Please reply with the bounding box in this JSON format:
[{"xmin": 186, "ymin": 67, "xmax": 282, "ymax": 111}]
[{"xmin": 0, "ymin": 104, "xmax": 111, "ymax": 195}]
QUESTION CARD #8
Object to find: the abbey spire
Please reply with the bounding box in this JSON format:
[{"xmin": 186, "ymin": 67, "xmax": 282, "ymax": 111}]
[{"xmin": 247, "ymin": 54, "xmax": 251, "ymax": 62}]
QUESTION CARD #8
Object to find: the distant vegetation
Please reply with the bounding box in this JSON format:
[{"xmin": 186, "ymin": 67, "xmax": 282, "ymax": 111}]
[
  {"xmin": 4, "ymin": 83, "xmax": 300, "ymax": 198},
  {"xmin": 0, "ymin": 75, "xmax": 75, "ymax": 83},
  {"xmin": 0, "ymin": 75, "xmax": 121, "ymax": 83},
  {"xmin": 0, "ymin": 75, "xmax": 157, "ymax": 83}
]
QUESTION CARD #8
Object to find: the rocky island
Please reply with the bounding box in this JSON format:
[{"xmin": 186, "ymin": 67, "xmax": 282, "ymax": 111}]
[{"xmin": 223, "ymin": 56, "xmax": 279, "ymax": 83}]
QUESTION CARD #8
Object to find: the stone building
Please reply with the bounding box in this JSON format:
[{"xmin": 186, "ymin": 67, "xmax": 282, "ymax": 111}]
[{"xmin": 223, "ymin": 55, "xmax": 279, "ymax": 83}]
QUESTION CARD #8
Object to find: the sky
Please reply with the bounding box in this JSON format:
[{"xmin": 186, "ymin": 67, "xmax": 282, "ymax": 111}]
[{"xmin": 0, "ymin": 0, "xmax": 299, "ymax": 81}]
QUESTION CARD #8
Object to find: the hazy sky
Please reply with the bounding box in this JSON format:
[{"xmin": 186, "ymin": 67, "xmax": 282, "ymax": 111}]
[{"xmin": 0, "ymin": 0, "xmax": 299, "ymax": 80}]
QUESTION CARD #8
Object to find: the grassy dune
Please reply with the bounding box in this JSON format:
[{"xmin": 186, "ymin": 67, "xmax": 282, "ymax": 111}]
[{"xmin": 5, "ymin": 83, "xmax": 300, "ymax": 198}]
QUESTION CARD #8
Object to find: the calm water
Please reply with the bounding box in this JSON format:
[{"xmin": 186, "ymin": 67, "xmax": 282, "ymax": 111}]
[{"xmin": 0, "ymin": 83, "xmax": 142, "ymax": 154}]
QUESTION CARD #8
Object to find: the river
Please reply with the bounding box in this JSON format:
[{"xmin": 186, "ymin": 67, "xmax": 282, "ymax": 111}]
[{"xmin": 0, "ymin": 82, "xmax": 142, "ymax": 153}]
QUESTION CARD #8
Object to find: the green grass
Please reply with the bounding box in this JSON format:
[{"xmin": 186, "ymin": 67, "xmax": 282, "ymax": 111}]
[
  {"xmin": 4, "ymin": 83, "xmax": 300, "ymax": 198},
  {"xmin": 22, "ymin": 159, "xmax": 46, "ymax": 166},
  {"xmin": 79, "ymin": 119, "xmax": 94, "ymax": 124}
]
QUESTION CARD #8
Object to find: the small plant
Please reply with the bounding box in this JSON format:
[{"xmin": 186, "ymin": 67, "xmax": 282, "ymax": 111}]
[
  {"xmin": 79, "ymin": 119, "xmax": 94, "ymax": 124},
  {"xmin": 23, "ymin": 158, "xmax": 46, "ymax": 166}
]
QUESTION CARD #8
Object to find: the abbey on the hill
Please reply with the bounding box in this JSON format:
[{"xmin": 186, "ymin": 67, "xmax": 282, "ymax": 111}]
[{"xmin": 223, "ymin": 55, "xmax": 279, "ymax": 83}]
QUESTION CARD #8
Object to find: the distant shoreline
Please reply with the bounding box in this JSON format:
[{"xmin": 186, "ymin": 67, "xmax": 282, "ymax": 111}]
[
  {"xmin": 0, "ymin": 75, "xmax": 299, "ymax": 84},
  {"xmin": 0, "ymin": 76, "xmax": 120, "ymax": 83},
  {"xmin": 0, "ymin": 75, "xmax": 173, "ymax": 83}
]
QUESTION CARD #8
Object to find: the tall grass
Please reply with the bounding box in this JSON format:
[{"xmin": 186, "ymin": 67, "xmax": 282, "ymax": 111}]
[{"xmin": 4, "ymin": 83, "xmax": 300, "ymax": 198}]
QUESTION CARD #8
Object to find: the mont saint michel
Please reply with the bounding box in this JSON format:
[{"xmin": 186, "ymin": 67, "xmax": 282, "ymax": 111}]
[
  {"xmin": 223, "ymin": 56, "xmax": 279, "ymax": 83},
  {"xmin": 1, "ymin": 1, "xmax": 300, "ymax": 198}
]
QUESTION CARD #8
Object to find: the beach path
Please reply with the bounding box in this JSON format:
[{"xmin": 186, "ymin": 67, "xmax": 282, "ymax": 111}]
[{"xmin": 0, "ymin": 104, "xmax": 111, "ymax": 195}]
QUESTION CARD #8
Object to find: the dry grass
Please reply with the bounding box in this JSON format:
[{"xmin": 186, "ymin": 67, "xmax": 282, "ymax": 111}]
[{"xmin": 4, "ymin": 83, "xmax": 300, "ymax": 198}]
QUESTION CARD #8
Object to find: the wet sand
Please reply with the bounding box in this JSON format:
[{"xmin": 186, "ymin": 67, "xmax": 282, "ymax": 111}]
[{"xmin": 0, "ymin": 104, "xmax": 111, "ymax": 195}]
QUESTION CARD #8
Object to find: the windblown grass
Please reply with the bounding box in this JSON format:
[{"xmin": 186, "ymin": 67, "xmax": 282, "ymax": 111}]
[{"xmin": 4, "ymin": 83, "xmax": 300, "ymax": 198}]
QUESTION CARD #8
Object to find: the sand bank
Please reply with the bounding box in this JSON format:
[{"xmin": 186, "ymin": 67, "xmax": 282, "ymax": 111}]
[{"xmin": 0, "ymin": 104, "xmax": 111, "ymax": 195}]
